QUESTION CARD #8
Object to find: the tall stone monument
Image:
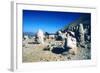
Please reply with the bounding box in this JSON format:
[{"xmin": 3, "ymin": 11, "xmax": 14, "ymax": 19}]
[
  {"xmin": 79, "ymin": 23, "xmax": 85, "ymax": 45},
  {"xmin": 36, "ymin": 29, "xmax": 44, "ymax": 44}
]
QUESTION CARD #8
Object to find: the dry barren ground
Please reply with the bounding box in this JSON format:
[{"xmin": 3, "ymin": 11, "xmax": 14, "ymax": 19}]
[{"xmin": 22, "ymin": 39, "xmax": 90, "ymax": 62}]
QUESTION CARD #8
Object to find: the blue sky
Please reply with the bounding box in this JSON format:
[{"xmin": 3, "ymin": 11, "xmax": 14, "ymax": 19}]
[{"xmin": 23, "ymin": 10, "xmax": 89, "ymax": 33}]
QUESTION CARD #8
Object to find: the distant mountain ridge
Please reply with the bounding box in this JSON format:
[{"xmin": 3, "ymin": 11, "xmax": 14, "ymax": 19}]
[
  {"xmin": 61, "ymin": 14, "xmax": 91, "ymax": 32},
  {"xmin": 23, "ymin": 32, "xmax": 36, "ymax": 38}
]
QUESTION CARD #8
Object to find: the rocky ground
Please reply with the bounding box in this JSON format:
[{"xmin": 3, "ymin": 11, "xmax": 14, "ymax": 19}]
[{"xmin": 22, "ymin": 38, "xmax": 91, "ymax": 62}]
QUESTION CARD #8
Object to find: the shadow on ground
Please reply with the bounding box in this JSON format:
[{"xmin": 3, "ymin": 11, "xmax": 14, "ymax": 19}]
[{"xmin": 51, "ymin": 47, "xmax": 69, "ymax": 54}]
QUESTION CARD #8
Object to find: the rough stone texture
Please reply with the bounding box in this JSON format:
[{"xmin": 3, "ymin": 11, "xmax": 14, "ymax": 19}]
[
  {"xmin": 57, "ymin": 31, "xmax": 67, "ymax": 41},
  {"xmin": 78, "ymin": 23, "xmax": 85, "ymax": 46},
  {"xmin": 36, "ymin": 29, "xmax": 45, "ymax": 44},
  {"xmin": 66, "ymin": 33, "xmax": 77, "ymax": 54}
]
